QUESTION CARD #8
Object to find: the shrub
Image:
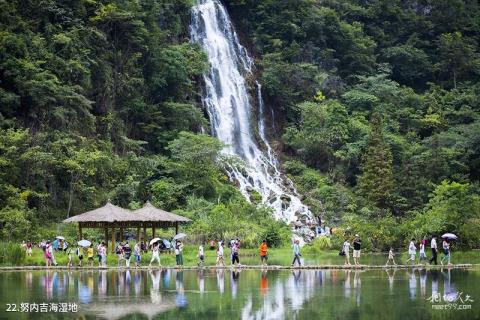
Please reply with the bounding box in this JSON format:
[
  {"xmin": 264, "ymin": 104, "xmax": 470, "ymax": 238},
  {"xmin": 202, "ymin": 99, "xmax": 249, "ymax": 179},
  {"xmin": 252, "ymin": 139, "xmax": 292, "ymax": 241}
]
[
  {"xmin": 304, "ymin": 236, "xmax": 332, "ymax": 254},
  {"xmin": 0, "ymin": 242, "xmax": 25, "ymax": 265}
]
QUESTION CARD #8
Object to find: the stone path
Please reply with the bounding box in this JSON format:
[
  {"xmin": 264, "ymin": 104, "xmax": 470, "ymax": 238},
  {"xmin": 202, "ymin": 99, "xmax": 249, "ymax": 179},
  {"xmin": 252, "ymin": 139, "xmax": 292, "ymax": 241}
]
[{"xmin": 0, "ymin": 264, "xmax": 476, "ymax": 271}]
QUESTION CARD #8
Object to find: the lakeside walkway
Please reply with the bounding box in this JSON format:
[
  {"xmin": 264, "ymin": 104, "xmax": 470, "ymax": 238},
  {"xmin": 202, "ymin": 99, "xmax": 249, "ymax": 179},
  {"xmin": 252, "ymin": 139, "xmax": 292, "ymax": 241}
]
[{"xmin": 0, "ymin": 264, "xmax": 476, "ymax": 272}]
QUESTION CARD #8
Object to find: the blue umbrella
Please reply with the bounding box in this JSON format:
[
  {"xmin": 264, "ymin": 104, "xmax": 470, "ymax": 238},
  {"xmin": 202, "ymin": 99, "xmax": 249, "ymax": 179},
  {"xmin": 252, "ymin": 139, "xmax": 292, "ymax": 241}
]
[{"xmin": 162, "ymin": 239, "xmax": 171, "ymax": 248}]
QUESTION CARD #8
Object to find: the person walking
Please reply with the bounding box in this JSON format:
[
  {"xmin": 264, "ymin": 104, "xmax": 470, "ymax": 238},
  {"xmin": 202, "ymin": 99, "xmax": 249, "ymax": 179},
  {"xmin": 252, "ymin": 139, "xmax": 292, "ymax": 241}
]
[
  {"xmin": 385, "ymin": 247, "xmax": 397, "ymax": 266},
  {"xmin": 216, "ymin": 241, "xmax": 225, "ymax": 266},
  {"xmin": 353, "ymin": 235, "xmax": 362, "ymax": 266},
  {"xmin": 67, "ymin": 247, "xmax": 74, "ymax": 268},
  {"xmin": 87, "ymin": 244, "xmax": 94, "ymax": 267},
  {"xmin": 99, "ymin": 242, "xmax": 107, "ymax": 267},
  {"xmin": 76, "ymin": 246, "xmax": 84, "ymax": 267},
  {"xmin": 134, "ymin": 242, "xmax": 141, "ymax": 268},
  {"xmin": 44, "ymin": 240, "xmax": 53, "ymax": 268},
  {"xmin": 116, "ymin": 243, "xmax": 124, "ymax": 266},
  {"xmin": 343, "ymin": 239, "xmax": 351, "ymax": 266},
  {"xmin": 441, "ymin": 239, "xmax": 451, "ymax": 265},
  {"xmin": 50, "ymin": 241, "xmax": 58, "ymax": 266},
  {"xmin": 26, "ymin": 240, "xmax": 33, "ymax": 257},
  {"xmin": 198, "ymin": 245, "xmax": 205, "ymax": 267},
  {"xmin": 96, "ymin": 242, "xmax": 102, "ymax": 266},
  {"xmin": 406, "ymin": 238, "xmax": 417, "ymax": 265},
  {"xmin": 124, "ymin": 243, "xmax": 132, "ymax": 268},
  {"xmin": 231, "ymin": 239, "xmax": 241, "ymax": 267},
  {"xmin": 429, "ymin": 236, "xmax": 438, "ymax": 265},
  {"xmin": 419, "ymin": 239, "xmax": 427, "ymax": 264},
  {"xmin": 228, "ymin": 239, "xmax": 235, "ymax": 265},
  {"xmin": 149, "ymin": 242, "xmax": 161, "ymax": 268},
  {"xmin": 291, "ymin": 239, "xmax": 302, "ymax": 267},
  {"xmin": 259, "ymin": 240, "xmax": 268, "ymax": 266},
  {"xmin": 175, "ymin": 240, "xmax": 184, "ymax": 267}
]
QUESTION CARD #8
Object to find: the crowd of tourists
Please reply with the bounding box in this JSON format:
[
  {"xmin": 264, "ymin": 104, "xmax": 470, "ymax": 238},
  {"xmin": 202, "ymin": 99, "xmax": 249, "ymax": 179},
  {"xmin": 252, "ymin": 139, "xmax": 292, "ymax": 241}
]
[
  {"xmin": 22, "ymin": 232, "xmax": 454, "ymax": 268},
  {"xmin": 340, "ymin": 235, "xmax": 453, "ymax": 267}
]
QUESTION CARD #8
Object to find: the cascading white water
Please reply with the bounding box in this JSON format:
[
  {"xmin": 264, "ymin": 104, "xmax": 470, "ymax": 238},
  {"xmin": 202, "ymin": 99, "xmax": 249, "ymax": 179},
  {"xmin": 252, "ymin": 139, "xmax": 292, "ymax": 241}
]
[{"xmin": 190, "ymin": 0, "xmax": 312, "ymax": 226}]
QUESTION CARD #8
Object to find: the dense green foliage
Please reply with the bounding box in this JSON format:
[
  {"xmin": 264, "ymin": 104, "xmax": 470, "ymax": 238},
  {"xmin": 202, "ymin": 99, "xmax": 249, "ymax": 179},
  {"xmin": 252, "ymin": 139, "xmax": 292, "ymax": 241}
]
[
  {"xmin": 1, "ymin": 0, "xmax": 479, "ymax": 250},
  {"xmin": 0, "ymin": 0, "xmax": 289, "ymax": 247},
  {"xmin": 226, "ymin": 0, "xmax": 480, "ymax": 248}
]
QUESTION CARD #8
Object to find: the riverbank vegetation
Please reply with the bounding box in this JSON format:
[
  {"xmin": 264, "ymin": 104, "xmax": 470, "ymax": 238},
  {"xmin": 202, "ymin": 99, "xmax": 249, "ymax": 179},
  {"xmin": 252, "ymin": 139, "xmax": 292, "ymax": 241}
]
[
  {"xmin": 225, "ymin": 0, "xmax": 480, "ymax": 249},
  {"xmin": 1, "ymin": 0, "xmax": 479, "ymax": 250}
]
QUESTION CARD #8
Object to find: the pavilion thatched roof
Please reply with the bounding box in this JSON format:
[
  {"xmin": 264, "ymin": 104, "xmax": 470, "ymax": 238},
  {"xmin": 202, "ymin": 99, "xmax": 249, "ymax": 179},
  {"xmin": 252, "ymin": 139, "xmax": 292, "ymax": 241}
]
[
  {"xmin": 63, "ymin": 201, "xmax": 191, "ymax": 224},
  {"xmin": 133, "ymin": 201, "xmax": 191, "ymax": 223},
  {"xmin": 63, "ymin": 202, "xmax": 138, "ymax": 223}
]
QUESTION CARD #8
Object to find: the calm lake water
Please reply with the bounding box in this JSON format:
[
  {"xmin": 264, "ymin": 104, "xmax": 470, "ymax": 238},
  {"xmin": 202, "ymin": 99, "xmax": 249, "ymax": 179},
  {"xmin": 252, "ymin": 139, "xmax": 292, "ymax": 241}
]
[{"xmin": 0, "ymin": 268, "xmax": 479, "ymax": 319}]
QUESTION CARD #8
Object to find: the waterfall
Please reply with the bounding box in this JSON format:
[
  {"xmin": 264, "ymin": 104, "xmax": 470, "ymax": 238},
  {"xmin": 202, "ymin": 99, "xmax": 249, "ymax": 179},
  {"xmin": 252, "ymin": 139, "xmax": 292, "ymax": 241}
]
[{"xmin": 190, "ymin": 0, "xmax": 312, "ymax": 227}]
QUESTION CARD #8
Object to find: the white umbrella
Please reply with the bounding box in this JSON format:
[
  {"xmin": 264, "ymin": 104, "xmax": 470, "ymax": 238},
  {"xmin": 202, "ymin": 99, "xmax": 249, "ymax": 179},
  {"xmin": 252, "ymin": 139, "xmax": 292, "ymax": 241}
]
[
  {"xmin": 78, "ymin": 239, "xmax": 91, "ymax": 247},
  {"xmin": 173, "ymin": 233, "xmax": 186, "ymax": 241},
  {"xmin": 150, "ymin": 238, "xmax": 161, "ymax": 246},
  {"xmin": 442, "ymin": 233, "xmax": 458, "ymax": 240},
  {"xmin": 55, "ymin": 236, "xmax": 65, "ymax": 240}
]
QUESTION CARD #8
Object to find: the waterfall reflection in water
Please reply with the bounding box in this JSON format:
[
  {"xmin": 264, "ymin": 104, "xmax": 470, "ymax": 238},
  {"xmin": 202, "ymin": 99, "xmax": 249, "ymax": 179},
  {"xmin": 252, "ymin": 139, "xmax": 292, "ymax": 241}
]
[{"xmin": 1, "ymin": 268, "xmax": 478, "ymax": 319}]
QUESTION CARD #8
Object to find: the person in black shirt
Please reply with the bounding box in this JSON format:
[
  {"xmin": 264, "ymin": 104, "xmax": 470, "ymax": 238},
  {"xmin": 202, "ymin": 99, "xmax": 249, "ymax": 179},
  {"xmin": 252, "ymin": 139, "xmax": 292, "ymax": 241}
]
[
  {"xmin": 123, "ymin": 243, "xmax": 133, "ymax": 268},
  {"xmin": 353, "ymin": 235, "xmax": 362, "ymax": 266}
]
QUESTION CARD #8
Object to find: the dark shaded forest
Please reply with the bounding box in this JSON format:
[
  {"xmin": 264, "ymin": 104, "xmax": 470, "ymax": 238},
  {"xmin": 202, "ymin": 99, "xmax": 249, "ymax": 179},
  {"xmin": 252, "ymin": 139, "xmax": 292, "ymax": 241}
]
[{"xmin": 1, "ymin": 0, "xmax": 479, "ymax": 249}]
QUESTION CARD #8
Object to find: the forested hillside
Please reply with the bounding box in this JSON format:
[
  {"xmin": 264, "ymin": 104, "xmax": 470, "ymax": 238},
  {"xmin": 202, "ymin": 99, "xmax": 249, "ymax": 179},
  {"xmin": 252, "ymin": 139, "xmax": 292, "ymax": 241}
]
[
  {"xmin": 224, "ymin": 0, "xmax": 480, "ymax": 248},
  {"xmin": 1, "ymin": 0, "xmax": 479, "ymax": 249}
]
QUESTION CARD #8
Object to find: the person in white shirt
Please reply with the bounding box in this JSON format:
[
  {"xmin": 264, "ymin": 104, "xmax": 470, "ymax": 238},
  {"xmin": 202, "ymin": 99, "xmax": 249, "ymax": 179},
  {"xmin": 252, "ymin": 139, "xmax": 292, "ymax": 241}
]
[
  {"xmin": 385, "ymin": 247, "xmax": 397, "ymax": 266},
  {"xmin": 429, "ymin": 236, "xmax": 438, "ymax": 265},
  {"xmin": 419, "ymin": 239, "xmax": 427, "ymax": 263},
  {"xmin": 149, "ymin": 242, "xmax": 161, "ymax": 268},
  {"xmin": 406, "ymin": 238, "xmax": 417, "ymax": 265},
  {"xmin": 216, "ymin": 241, "xmax": 225, "ymax": 266},
  {"xmin": 440, "ymin": 239, "xmax": 451, "ymax": 265},
  {"xmin": 198, "ymin": 245, "xmax": 205, "ymax": 267},
  {"xmin": 343, "ymin": 240, "xmax": 351, "ymax": 266}
]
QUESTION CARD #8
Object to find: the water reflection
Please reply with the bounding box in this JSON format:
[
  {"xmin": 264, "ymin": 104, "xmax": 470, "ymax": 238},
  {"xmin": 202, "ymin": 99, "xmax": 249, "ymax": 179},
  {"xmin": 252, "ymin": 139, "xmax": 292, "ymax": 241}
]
[
  {"xmin": 216, "ymin": 268, "xmax": 225, "ymax": 294},
  {"xmin": 385, "ymin": 269, "xmax": 396, "ymax": 292},
  {"xmin": 232, "ymin": 269, "xmax": 241, "ymax": 298},
  {"xmin": 175, "ymin": 270, "xmax": 188, "ymax": 307},
  {"xmin": 10, "ymin": 267, "xmax": 472, "ymax": 319}
]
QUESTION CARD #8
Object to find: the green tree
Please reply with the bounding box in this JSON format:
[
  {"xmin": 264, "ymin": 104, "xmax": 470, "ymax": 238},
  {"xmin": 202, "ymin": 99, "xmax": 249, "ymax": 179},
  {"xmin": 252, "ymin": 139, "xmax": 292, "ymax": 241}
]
[
  {"xmin": 167, "ymin": 132, "xmax": 223, "ymax": 198},
  {"xmin": 357, "ymin": 114, "xmax": 394, "ymax": 209},
  {"xmin": 437, "ymin": 32, "xmax": 480, "ymax": 89},
  {"xmin": 411, "ymin": 180, "xmax": 480, "ymax": 247}
]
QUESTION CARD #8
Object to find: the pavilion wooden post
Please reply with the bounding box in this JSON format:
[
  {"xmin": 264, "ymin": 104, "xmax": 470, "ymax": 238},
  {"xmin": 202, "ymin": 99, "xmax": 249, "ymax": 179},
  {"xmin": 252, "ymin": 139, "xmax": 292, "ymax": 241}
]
[
  {"xmin": 78, "ymin": 223, "xmax": 83, "ymax": 240},
  {"xmin": 175, "ymin": 222, "xmax": 179, "ymax": 235},
  {"xmin": 104, "ymin": 227, "xmax": 108, "ymax": 252},
  {"xmin": 111, "ymin": 226, "xmax": 115, "ymax": 253},
  {"xmin": 136, "ymin": 226, "xmax": 140, "ymax": 242},
  {"xmin": 143, "ymin": 226, "xmax": 147, "ymax": 242},
  {"xmin": 120, "ymin": 227, "xmax": 124, "ymax": 242},
  {"xmin": 152, "ymin": 226, "xmax": 156, "ymax": 238}
]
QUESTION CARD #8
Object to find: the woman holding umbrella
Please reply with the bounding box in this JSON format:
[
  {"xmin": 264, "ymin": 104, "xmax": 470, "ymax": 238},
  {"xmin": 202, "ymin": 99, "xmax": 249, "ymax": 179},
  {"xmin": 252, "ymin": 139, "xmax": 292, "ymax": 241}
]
[
  {"xmin": 149, "ymin": 238, "xmax": 162, "ymax": 268},
  {"xmin": 440, "ymin": 233, "xmax": 456, "ymax": 265},
  {"xmin": 441, "ymin": 239, "xmax": 451, "ymax": 265},
  {"xmin": 175, "ymin": 240, "xmax": 184, "ymax": 267}
]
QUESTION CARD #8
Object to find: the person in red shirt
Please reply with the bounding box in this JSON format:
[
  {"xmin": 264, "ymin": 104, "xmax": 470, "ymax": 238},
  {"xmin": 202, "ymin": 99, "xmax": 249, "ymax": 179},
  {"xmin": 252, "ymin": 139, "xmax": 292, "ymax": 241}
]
[{"xmin": 259, "ymin": 240, "xmax": 268, "ymax": 266}]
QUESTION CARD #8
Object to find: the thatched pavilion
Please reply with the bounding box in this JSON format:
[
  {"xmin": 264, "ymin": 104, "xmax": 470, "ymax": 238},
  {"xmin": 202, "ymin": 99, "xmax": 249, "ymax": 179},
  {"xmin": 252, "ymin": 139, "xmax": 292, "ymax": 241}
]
[{"xmin": 63, "ymin": 201, "xmax": 191, "ymax": 252}]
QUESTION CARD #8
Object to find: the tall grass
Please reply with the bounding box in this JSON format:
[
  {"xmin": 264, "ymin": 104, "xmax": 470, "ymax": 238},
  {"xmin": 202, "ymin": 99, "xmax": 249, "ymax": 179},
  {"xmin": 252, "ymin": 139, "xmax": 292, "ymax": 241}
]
[{"xmin": 0, "ymin": 242, "xmax": 26, "ymax": 265}]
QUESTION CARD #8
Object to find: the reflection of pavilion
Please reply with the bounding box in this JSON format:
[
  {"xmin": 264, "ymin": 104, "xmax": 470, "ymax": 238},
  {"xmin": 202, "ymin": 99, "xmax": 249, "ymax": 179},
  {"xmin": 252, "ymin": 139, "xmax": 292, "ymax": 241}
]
[{"xmin": 89, "ymin": 302, "xmax": 176, "ymax": 320}]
